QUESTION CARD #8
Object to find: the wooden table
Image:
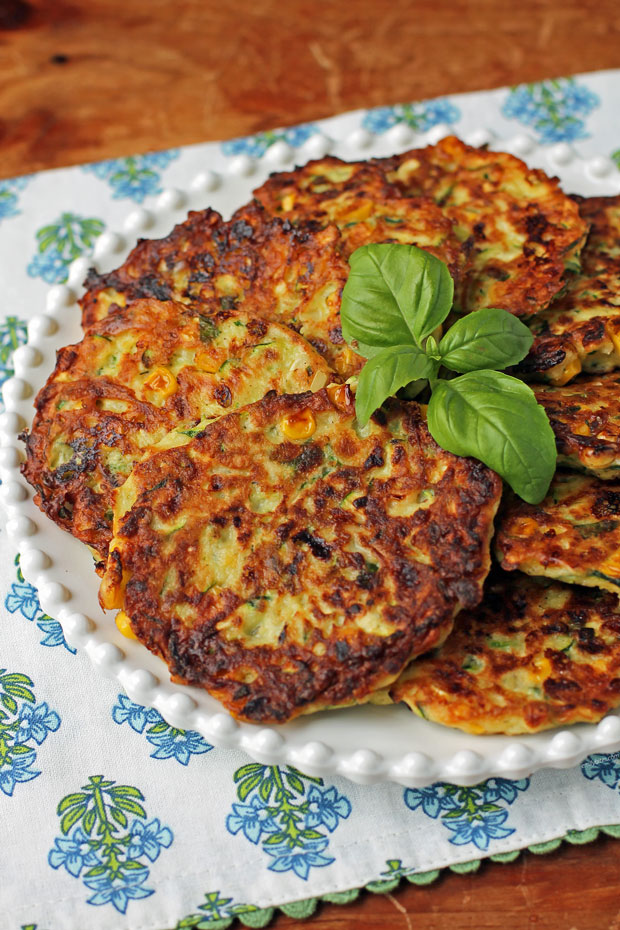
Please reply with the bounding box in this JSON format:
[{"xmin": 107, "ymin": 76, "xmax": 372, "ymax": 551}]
[{"xmin": 2, "ymin": 1, "xmax": 620, "ymax": 926}]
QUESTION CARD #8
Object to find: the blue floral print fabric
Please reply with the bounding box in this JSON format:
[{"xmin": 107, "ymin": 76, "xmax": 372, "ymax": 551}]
[
  {"xmin": 501, "ymin": 78, "xmax": 600, "ymax": 143},
  {"xmin": 403, "ymin": 779, "xmax": 530, "ymax": 851},
  {"xmin": 226, "ymin": 764, "xmax": 352, "ymax": 879},
  {"xmin": 0, "ymin": 176, "xmax": 31, "ymax": 222},
  {"xmin": 111, "ymin": 694, "xmax": 212, "ymax": 765},
  {"xmin": 362, "ymin": 98, "xmax": 461, "ymax": 134},
  {"xmin": 48, "ymin": 776, "xmax": 173, "ymax": 914},
  {"xmin": 2, "ymin": 69, "xmax": 620, "ymax": 930},
  {"xmin": 5, "ymin": 557, "xmax": 75, "ymax": 653},
  {"xmin": 27, "ymin": 213, "xmax": 105, "ymax": 284},
  {"xmin": 0, "ymin": 668, "xmax": 60, "ymax": 796},
  {"xmin": 82, "ymin": 151, "xmax": 180, "ymax": 203}
]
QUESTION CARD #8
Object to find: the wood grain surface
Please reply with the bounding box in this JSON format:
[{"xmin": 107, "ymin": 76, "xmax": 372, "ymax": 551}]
[
  {"xmin": 1, "ymin": 0, "xmax": 620, "ymax": 178},
  {"xmin": 3, "ymin": 1, "xmax": 620, "ymax": 927},
  {"xmin": 268, "ymin": 836, "xmax": 620, "ymax": 929}
]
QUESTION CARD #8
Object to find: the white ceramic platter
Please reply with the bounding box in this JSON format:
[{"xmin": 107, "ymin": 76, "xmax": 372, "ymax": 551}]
[{"xmin": 2, "ymin": 127, "xmax": 620, "ymax": 789}]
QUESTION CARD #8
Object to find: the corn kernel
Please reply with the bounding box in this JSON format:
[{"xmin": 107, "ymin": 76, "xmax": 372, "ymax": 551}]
[
  {"xmin": 511, "ymin": 517, "xmax": 539, "ymax": 538},
  {"xmin": 554, "ymin": 354, "xmax": 582, "ymax": 385},
  {"xmin": 600, "ymin": 550, "xmax": 620, "ymax": 578},
  {"xmin": 103, "ymin": 584, "xmax": 124, "ymax": 609},
  {"xmin": 582, "ymin": 447, "xmax": 617, "ymax": 468},
  {"xmin": 281, "ymin": 194, "xmax": 296, "ymax": 212},
  {"xmin": 195, "ymin": 349, "xmax": 219, "ymax": 374},
  {"xmin": 144, "ymin": 367, "xmax": 177, "ymax": 398},
  {"xmin": 281, "ymin": 408, "xmax": 316, "ymax": 440},
  {"xmin": 532, "ymin": 655, "xmax": 552, "ymax": 680},
  {"xmin": 115, "ymin": 610, "xmax": 138, "ymax": 640},
  {"xmin": 573, "ymin": 422, "xmax": 592, "ymax": 436},
  {"xmin": 327, "ymin": 383, "xmax": 353, "ymax": 410},
  {"xmin": 333, "ymin": 347, "xmax": 358, "ymax": 376},
  {"xmin": 607, "ymin": 323, "xmax": 620, "ymax": 357},
  {"xmin": 341, "ymin": 201, "xmax": 373, "ymax": 223}
]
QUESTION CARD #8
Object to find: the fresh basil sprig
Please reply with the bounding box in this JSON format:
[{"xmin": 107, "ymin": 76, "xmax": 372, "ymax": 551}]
[{"xmin": 340, "ymin": 243, "xmax": 556, "ymax": 504}]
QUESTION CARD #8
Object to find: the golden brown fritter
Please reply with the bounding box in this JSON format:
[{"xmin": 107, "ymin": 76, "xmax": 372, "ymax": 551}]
[
  {"xmin": 375, "ymin": 135, "xmax": 588, "ymax": 317},
  {"xmin": 99, "ymin": 391, "xmax": 502, "ymax": 723},
  {"xmin": 251, "ymin": 155, "xmax": 464, "ymax": 277},
  {"xmin": 80, "ymin": 202, "xmax": 362, "ymax": 378},
  {"xmin": 238, "ymin": 219, "xmax": 360, "ymax": 378},
  {"xmin": 495, "ymin": 472, "xmax": 620, "ymax": 594},
  {"xmin": 22, "ymin": 379, "xmax": 170, "ymax": 562},
  {"xmin": 21, "ymin": 298, "xmax": 332, "ymax": 561},
  {"xmin": 516, "ymin": 196, "xmax": 620, "ymax": 385},
  {"xmin": 80, "ymin": 208, "xmax": 233, "ymax": 328},
  {"xmin": 534, "ymin": 372, "xmax": 620, "ymax": 479},
  {"xmin": 392, "ymin": 571, "xmax": 620, "ymax": 734}
]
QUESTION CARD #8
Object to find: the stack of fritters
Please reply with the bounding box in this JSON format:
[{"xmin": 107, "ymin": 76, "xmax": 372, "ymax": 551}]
[
  {"xmin": 390, "ymin": 181, "xmax": 620, "ymax": 734},
  {"xmin": 22, "ymin": 298, "xmax": 332, "ymax": 564},
  {"xmin": 515, "ymin": 197, "xmax": 620, "ymax": 385},
  {"xmin": 21, "ymin": 136, "xmax": 620, "ymax": 731}
]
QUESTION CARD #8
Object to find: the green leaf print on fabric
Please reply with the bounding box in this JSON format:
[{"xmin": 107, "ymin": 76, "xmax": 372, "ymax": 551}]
[
  {"xmin": 27, "ymin": 213, "xmax": 104, "ymax": 284},
  {"xmin": 48, "ymin": 775, "xmax": 173, "ymax": 914}
]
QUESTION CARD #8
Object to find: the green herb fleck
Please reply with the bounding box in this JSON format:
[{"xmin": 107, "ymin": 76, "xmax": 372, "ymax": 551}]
[
  {"xmin": 487, "ymin": 638, "xmax": 516, "ymax": 650},
  {"xmin": 574, "ymin": 520, "xmax": 619, "ymax": 539},
  {"xmin": 198, "ymin": 315, "xmax": 220, "ymax": 344}
]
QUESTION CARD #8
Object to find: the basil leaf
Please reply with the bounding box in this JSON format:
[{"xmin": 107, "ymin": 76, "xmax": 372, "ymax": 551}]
[
  {"xmin": 398, "ymin": 380, "xmax": 427, "ymax": 400},
  {"xmin": 408, "ymin": 250, "xmax": 454, "ymax": 343},
  {"xmin": 341, "ymin": 244, "xmax": 453, "ymax": 351},
  {"xmin": 427, "ymin": 370, "xmax": 556, "ymax": 503},
  {"xmin": 354, "ymin": 340, "xmax": 384, "ymax": 360},
  {"xmin": 424, "ymin": 334, "xmax": 441, "ymax": 360},
  {"xmin": 438, "ymin": 308, "xmax": 533, "ymax": 373},
  {"xmin": 355, "ymin": 345, "xmax": 437, "ymax": 427}
]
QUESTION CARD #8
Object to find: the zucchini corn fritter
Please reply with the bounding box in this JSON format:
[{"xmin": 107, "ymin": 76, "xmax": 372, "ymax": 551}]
[
  {"xmin": 249, "ymin": 155, "xmax": 464, "ymax": 273},
  {"xmin": 534, "ymin": 372, "xmax": 620, "ymax": 479},
  {"xmin": 517, "ymin": 195, "xmax": 620, "ymax": 385},
  {"xmin": 79, "ymin": 202, "xmax": 363, "ymax": 379},
  {"xmin": 373, "ymin": 135, "xmax": 588, "ymax": 318},
  {"xmin": 100, "ymin": 392, "xmax": 501, "ymax": 723},
  {"xmin": 21, "ymin": 299, "xmax": 331, "ymax": 562},
  {"xmin": 391, "ymin": 572, "xmax": 620, "ymax": 735},
  {"xmin": 496, "ymin": 472, "xmax": 620, "ymax": 595}
]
